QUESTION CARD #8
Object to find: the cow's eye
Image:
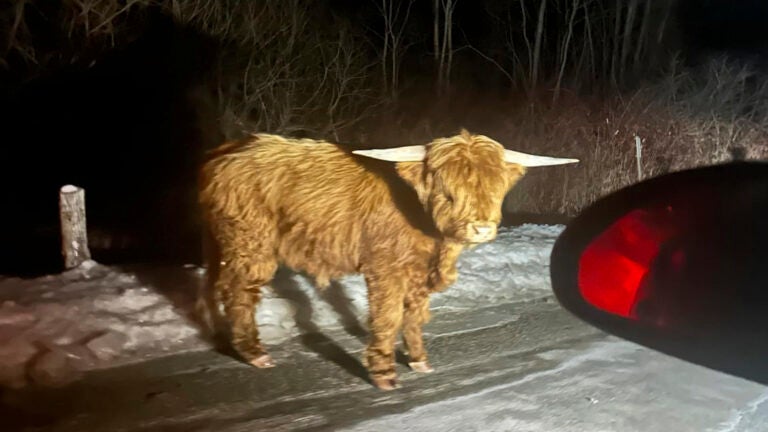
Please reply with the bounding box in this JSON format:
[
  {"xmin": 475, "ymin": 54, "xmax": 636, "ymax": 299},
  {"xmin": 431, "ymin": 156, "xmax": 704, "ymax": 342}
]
[{"xmin": 445, "ymin": 193, "xmax": 455, "ymax": 204}]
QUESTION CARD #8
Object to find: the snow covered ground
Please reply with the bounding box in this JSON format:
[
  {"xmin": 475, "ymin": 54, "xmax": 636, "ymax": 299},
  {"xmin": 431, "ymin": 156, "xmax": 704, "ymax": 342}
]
[
  {"xmin": 338, "ymin": 338, "xmax": 768, "ymax": 432},
  {"xmin": 7, "ymin": 300, "xmax": 768, "ymax": 432},
  {"xmin": 0, "ymin": 224, "xmax": 563, "ymax": 389}
]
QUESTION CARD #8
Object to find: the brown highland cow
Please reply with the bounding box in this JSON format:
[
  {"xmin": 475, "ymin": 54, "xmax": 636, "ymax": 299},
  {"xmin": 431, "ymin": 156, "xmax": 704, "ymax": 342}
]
[{"xmin": 197, "ymin": 129, "xmax": 577, "ymax": 390}]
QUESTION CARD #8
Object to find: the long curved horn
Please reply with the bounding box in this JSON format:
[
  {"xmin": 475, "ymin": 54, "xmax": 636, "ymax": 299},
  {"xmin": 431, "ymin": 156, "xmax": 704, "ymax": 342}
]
[
  {"xmin": 352, "ymin": 145, "xmax": 427, "ymax": 162},
  {"xmin": 504, "ymin": 149, "xmax": 579, "ymax": 167}
]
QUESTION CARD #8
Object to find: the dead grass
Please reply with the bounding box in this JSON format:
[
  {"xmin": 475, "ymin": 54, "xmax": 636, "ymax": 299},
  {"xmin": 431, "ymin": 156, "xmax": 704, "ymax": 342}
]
[{"xmin": 502, "ymin": 57, "xmax": 768, "ymax": 216}]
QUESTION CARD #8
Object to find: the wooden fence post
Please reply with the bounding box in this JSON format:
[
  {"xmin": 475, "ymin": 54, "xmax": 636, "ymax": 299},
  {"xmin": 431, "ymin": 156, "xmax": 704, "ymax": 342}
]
[{"xmin": 59, "ymin": 185, "xmax": 91, "ymax": 269}]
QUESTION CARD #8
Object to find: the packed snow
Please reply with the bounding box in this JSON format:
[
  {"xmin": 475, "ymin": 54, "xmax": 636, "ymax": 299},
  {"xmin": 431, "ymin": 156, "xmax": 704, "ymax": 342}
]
[
  {"xmin": 337, "ymin": 339, "xmax": 768, "ymax": 432},
  {"xmin": 0, "ymin": 224, "xmax": 563, "ymax": 389}
]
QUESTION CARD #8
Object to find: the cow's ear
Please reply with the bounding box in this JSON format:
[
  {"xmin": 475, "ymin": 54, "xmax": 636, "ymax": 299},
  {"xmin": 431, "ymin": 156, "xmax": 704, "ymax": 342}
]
[
  {"xmin": 504, "ymin": 162, "xmax": 527, "ymax": 189},
  {"xmin": 396, "ymin": 161, "xmax": 429, "ymax": 194}
]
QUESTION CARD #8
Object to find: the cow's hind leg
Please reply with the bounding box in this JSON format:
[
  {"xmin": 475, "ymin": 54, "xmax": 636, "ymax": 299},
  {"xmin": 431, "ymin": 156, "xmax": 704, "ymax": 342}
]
[
  {"xmin": 213, "ymin": 224, "xmax": 278, "ymax": 367},
  {"xmin": 402, "ymin": 290, "xmax": 434, "ymax": 373}
]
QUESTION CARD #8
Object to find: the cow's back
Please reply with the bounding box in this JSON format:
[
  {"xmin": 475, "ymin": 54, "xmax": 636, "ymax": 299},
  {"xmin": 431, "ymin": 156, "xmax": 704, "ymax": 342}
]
[{"xmin": 200, "ymin": 134, "xmax": 420, "ymax": 284}]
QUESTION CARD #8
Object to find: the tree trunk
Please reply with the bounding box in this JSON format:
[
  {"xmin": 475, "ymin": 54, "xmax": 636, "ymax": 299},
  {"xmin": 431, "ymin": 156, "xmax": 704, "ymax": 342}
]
[
  {"xmin": 520, "ymin": 0, "xmax": 533, "ymax": 79},
  {"xmin": 433, "ymin": 0, "xmax": 439, "ymax": 62},
  {"xmin": 531, "ymin": 0, "xmax": 547, "ymax": 89},
  {"xmin": 610, "ymin": 0, "xmax": 622, "ymax": 85},
  {"xmin": 634, "ymin": 0, "xmax": 653, "ymax": 72},
  {"xmin": 619, "ymin": 0, "xmax": 639, "ymax": 82},
  {"xmin": 445, "ymin": 0, "xmax": 453, "ymax": 90},
  {"xmin": 59, "ymin": 185, "xmax": 91, "ymax": 269},
  {"xmin": 554, "ymin": 0, "xmax": 579, "ymax": 103},
  {"xmin": 381, "ymin": 0, "xmax": 390, "ymax": 95}
]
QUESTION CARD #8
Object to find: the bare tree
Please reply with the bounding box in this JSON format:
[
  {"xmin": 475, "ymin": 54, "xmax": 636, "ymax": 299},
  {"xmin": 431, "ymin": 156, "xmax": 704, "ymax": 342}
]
[
  {"xmin": 519, "ymin": 0, "xmax": 534, "ymax": 80},
  {"xmin": 531, "ymin": 0, "xmax": 546, "ymax": 89},
  {"xmin": 170, "ymin": 0, "xmax": 379, "ymax": 139},
  {"xmin": 633, "ymin": 0, "xmax": 653, "ymax": 72},
  {"xmin": 433, "ymin": 0, "xmax": 440, "ymax": 64},
  {"xmin": 610, "ymin": 0, "xmax": 622, "ymax": 85},
  {"xmin": 553, "ymin": 0, "xmax": 579, "ymax": 102},
  {"xmin": 376, "ymin": 0, "xmax": 415, "ymax": 100},
  {"xmin": 1, "ymin": 0, "xmax": 152, "ymax": 75},
  {"xmin": 619, "ymin": 0, "xmax": 639, "ymax": 83},
  {"xmin": 578, "ymin": 0, "xmax": 596, "ymax": 84},
  {"xmin": 433, "ymin": 0, "xmax": 458, "ymax": 96}
]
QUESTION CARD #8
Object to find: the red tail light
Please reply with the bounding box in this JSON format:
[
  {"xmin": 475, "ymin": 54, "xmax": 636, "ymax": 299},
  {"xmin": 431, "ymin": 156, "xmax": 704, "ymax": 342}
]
[{"xmin": 577, "ymin": 208, "xmax": 679, "ymax": 318}]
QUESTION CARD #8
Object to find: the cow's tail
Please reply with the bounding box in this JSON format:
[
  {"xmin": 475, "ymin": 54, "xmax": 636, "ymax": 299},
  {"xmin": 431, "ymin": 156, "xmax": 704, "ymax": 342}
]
[
  {"xmin": 194, "ymin": 226, "xmax": 226, "ymax": 343},
  {"xmin": 195, "ymin": 280, "xmax": 218, "ymax": 336}
]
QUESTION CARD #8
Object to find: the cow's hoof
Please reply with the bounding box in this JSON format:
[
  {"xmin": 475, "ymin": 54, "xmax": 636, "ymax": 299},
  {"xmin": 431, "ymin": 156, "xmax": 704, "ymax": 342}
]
[
  {"xmin": 408, "ymin": 361, "xmax": 435, "ymax": 373},
  {"xmin": 372, "ymin": 376, "xmax": 400, "ymax": 391},
  {"xmin": 249, "ymin": 354, "xmax": 276, "ymax": 368}
]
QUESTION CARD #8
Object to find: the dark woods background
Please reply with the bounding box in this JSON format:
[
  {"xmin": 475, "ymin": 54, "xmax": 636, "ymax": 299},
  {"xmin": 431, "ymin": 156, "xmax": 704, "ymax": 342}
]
[{"xmin": 1, "ymin": 0, "xmax": 767, "ymax": 275}]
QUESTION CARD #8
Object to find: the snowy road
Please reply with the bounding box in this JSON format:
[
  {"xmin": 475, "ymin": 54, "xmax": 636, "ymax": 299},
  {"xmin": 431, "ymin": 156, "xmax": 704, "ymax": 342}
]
[
  {"xmin": 3, "ymin": 224, "xmax": 768, "ymax": 431},
  {"xmin": 5, "ymin": 299, "xmax": 768, "ymax": 432}
]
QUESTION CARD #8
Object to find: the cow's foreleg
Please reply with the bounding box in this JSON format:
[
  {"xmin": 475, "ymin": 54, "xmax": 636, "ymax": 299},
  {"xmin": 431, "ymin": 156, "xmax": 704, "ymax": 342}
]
[
  {"xmin": 364, "ymin": 277, "xmax": 406, "ymax": 390},
  {"xmin": 403, "ymin": 290, "xmax": 434, "ymax": 373}
]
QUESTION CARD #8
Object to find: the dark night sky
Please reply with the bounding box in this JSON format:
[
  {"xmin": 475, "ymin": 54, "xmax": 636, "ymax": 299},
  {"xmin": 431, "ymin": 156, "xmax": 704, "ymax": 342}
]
[
  {"xmin": 679, "ymin": 0, "xmax": 768, "ymax": 55},
  {"xmin": 327, "ymin": 0, "xmax": 768, "ymax": 56}
]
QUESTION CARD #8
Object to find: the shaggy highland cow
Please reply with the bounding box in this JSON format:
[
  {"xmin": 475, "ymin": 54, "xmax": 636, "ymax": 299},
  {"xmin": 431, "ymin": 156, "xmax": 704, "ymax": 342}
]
[{"xmin": 197, "ymin": 129, "xmax": 577, "ymax": 390}]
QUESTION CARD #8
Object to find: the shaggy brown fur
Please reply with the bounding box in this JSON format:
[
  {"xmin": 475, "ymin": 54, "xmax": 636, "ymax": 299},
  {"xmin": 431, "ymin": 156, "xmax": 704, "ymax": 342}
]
[{"xmin": 197, "ymin": 129, "xmax": 526, "ymax": 389}]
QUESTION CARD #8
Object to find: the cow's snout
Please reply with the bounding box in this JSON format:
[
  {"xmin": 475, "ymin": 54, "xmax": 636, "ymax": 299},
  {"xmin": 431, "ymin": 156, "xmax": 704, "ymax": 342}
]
[{"xmin": 466, "ymin": 221, "xmax": 497, "ymax": 243}]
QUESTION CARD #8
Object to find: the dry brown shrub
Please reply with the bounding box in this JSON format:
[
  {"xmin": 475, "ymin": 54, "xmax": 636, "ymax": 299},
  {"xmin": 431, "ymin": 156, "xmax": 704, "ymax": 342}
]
[{"xmin": 504, "ymin": 58, "xmax": 768, "ymax": 216}]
